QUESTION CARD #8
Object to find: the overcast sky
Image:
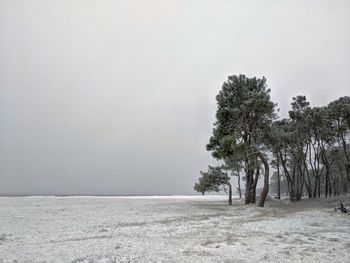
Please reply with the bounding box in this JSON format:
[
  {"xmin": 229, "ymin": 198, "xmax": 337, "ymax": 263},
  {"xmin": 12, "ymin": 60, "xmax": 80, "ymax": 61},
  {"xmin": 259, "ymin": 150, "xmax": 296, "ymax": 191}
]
[{"xmin": 0, "ymin": 0, "xmax": 349, "ymax": 195}]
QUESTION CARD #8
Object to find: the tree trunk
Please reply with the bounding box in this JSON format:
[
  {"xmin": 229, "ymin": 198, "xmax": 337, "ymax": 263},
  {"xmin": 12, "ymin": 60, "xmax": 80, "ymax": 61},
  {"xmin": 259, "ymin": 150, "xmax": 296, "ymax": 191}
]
[
  {"xmin": 304, "ymin": 177, "xmax": 312, "ymax": 198},
  {"xmin": 340, "ymin": 173, "xmax": 343, "ymax": 195},
  {"xmin": 228, "ymin": 184, "xmax": 232, "ymax": 205},
  {"xmin": 295, "ymin": 162, "xmax": 300, "ymax": 201},
  {"xmin": 313, "ymin": 177, "xmax": 318, "ymax": 198},
  {"xmin": 289, "ymin": 189, "xmax": 296, "ymax": 202},
  {"xmin": 279, "ymin": 150, "xmax": 294, "ymax": 200},
  {"xmin": 345, "ymin": 165, "xmax": 350, "ymax": 194},
  {"xmin": 237, "ymin": 170, "xmax": 242, "ymax": 199},
  {"xmin": 258, "ymin": 152, "xmax": 270, "ymax": 207},
  {"xmin": 250, "ymin": 166, "xmax": 259, "ymax": 203},
  {"xmin": 244, "ymin": 167, "xmax": 254, "ymax": 204},
  {"xmin": 298, "ymin": 168, "xmax": 304, "ymax": 201},
  {"xmin": 304, "ymin": 164, "xmax": 312, "ymax": 198},
  {"xmin": 277, "ymin": 154, "xmax": 281, "ymax": 199},
  {"xmin": 245, "ymin": 165, "xmax": 258, "ymax": 204},
  {"xmin": 325, "ymin": 166, "xmax": 329, "ymax": 198}
]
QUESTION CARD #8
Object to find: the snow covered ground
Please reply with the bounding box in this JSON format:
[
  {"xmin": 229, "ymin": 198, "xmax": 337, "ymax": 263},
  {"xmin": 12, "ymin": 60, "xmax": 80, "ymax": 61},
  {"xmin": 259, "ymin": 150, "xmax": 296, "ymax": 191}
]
[{"xmin": 0, "ymin": 195, "xmax": 349, "ymax": 262}]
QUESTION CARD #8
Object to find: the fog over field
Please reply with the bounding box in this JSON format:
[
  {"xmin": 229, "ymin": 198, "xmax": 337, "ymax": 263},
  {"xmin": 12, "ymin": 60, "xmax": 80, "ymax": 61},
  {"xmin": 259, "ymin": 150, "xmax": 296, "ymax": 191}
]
[{"xmin": 1, "ymin": 0, "xmax": 350, "ymax": 195}]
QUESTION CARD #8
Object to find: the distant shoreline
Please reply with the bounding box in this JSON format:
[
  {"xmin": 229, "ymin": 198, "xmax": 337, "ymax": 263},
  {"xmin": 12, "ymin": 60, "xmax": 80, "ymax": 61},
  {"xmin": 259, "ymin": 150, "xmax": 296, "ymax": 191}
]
[{"xmin": 0, "ymin": 194, "xmax": 234, "ymax": 198}]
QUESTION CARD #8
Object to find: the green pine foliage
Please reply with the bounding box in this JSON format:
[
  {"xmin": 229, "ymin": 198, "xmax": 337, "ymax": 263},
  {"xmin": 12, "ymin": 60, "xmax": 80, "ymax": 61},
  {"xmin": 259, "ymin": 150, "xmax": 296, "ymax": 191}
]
[{"xmin": 195, "ymin": 74, "xmax": 350, "ymax": 205}]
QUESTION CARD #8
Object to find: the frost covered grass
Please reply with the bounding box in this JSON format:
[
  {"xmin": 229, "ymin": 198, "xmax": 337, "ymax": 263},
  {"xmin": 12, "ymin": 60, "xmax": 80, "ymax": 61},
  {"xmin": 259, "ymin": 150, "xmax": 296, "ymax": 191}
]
[{"xmin": 0, "ymin": 195, "xmax": 349, "ymax": 262}]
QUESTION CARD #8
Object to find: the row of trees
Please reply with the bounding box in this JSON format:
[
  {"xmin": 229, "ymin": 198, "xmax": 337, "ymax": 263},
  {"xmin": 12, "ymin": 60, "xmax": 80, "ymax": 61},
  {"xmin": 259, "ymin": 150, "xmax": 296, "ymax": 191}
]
[{"xmin": 194, "ymin": 74, "xmax": 350, "ymax": 207}]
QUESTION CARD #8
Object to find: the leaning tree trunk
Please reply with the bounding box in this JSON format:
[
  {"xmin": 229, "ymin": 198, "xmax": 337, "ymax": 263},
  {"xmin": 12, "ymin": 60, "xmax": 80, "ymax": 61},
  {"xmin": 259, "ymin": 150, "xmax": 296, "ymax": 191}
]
[
  {"xmin": 304, "ymin": 164, "xmax": 312, "ymax": 198},
  {"xmin": 289, "ymin": 163, "xmax": 297, "ymax": 202},
  {"xmin": 258, "ymin": 152, "xmax": 270, "ymax": 207},
  {"xmin": 249, "ymin": 166, "xmax": 259, "ymax": 204}
]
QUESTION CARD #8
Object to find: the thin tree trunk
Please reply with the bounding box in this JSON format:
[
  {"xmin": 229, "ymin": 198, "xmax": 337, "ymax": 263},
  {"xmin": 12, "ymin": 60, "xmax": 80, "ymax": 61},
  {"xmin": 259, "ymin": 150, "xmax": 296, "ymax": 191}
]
[
  {"xmin": 228, "ymin": 184, "xmax": 232, "ymax": 205},
  {"xmin": 345, "ymin": 165, "xmax": 350, "ymax": 194},
  {"xmin": 313, "ymin": 177, "xmax": 318, "ymax": 198},
  {"xmin": 237, "ymin": 170, "xmax": 242, "ymax": 199},
  {"xmin": 277, "ymin": 154, "xmax": 281, "ymax": 199},
  {"xmin": 303, "ymin": 170, "xmax": 312, "ymax": 198},
  {"xmin": 296, "ymin": 155, "xmax": 304, "ymax": 201},
  {"xmin": 325, "ymin": 166, "xmax": 329, "ymax": 198}
]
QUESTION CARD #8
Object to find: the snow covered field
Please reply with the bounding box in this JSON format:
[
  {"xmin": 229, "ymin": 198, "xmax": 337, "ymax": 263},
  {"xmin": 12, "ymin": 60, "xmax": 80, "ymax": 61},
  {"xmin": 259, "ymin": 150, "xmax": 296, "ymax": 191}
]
[{"xmin": 1, "ymin": 195, "xmax": 349, "ymax": 263}]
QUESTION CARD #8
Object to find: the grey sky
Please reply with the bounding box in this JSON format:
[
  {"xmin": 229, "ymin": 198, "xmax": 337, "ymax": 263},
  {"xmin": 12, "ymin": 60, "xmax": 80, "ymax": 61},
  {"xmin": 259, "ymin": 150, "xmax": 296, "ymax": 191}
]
[{"xmin": 1, "ymin": 0, "xmax": 349, "ymax": 195}]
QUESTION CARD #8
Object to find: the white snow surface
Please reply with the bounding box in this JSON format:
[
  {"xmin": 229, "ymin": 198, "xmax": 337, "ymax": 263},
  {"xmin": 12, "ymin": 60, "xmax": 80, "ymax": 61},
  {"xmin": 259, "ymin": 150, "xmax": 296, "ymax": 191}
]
[{"xmin": 1, "ymin": 195, "xmax": 349, "ymax": 263}]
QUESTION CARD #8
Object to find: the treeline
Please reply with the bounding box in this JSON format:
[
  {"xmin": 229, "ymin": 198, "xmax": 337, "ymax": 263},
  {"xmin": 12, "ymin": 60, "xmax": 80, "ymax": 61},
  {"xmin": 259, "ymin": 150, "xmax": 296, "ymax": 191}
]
[{"xmin": 194, "ymin": 74, "xmax": 350, "ymax": 207}]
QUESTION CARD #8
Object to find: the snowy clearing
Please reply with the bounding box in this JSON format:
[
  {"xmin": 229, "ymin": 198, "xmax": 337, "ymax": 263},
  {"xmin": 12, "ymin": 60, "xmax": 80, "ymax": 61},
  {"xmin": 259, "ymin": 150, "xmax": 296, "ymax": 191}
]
[{"xmin": 0, "ymin": 195, "xmax": 349, "ymax": 263}]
